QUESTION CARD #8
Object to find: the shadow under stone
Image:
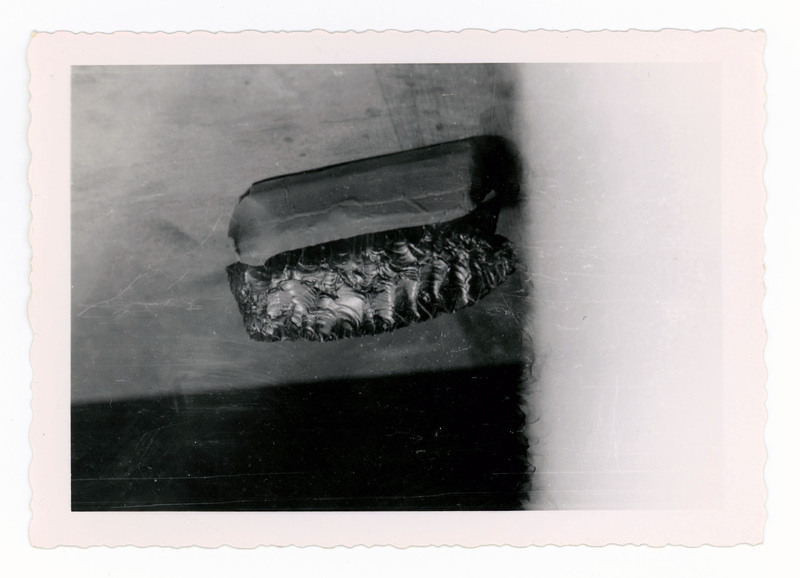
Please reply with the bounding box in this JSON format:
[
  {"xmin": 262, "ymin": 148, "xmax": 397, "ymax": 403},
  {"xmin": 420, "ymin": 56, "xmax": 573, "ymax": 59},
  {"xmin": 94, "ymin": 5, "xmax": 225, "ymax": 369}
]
[{"xmin": 72, "ymin": 363, "xmax": 531, "ymax": 511}]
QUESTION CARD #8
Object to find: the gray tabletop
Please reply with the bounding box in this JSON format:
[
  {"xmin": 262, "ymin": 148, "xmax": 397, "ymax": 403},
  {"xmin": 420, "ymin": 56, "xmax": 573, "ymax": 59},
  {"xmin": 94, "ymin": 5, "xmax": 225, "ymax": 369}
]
[{"xmin": 71, "ymin": 64, "xmax": 529, "ymax": 403}]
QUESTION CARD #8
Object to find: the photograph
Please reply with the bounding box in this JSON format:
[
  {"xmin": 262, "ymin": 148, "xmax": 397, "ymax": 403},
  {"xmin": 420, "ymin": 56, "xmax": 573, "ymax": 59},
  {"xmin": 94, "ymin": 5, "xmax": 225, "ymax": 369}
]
[
  {"xmin": 27, "ymin": 30, "xmax": 767, "ymax": 547},
  {"xmin": 70, "ymin": 63, "xmax": 534, "ymax": 511}
]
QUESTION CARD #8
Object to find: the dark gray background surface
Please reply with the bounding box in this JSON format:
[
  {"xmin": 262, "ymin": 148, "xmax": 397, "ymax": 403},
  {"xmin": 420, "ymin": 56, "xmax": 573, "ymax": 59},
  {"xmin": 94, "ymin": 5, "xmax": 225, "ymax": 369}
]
[{"xmin": 71, "ymin": 64, "xmax": 529, "ymax": 404}]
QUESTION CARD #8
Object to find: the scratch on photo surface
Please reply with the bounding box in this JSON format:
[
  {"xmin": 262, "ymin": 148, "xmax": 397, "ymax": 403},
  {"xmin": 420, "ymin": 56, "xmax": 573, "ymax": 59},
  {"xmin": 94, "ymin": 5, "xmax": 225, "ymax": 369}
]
[
  {"xmin": 166, "ymin": 270, "xmax": 189, "ymax": 291},
  {"xmin": 77, "ymin": 271, "xmax": 146, "ymax": 317}
]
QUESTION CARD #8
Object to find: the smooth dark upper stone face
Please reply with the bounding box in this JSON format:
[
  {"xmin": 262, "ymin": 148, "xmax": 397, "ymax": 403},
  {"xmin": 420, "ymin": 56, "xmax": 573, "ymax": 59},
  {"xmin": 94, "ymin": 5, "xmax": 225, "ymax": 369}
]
[{"xmin": 228, "ymin": 135, "xmax": 521, "ymax": 265}]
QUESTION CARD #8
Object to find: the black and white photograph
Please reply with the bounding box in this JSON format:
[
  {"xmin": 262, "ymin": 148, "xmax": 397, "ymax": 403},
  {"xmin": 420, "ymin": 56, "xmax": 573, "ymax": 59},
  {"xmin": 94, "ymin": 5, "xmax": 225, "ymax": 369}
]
[
  {"xmin": 70, "ymin": 63, "xmax": 534, "ymax": 511},
  {"xmin": 27, "ymin": 30, "xmax": 767, "ymax": 547}
]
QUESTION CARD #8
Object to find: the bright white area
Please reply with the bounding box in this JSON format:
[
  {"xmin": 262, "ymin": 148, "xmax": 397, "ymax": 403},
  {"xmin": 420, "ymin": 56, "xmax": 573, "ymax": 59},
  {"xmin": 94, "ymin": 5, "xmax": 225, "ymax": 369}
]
[{"xmin": 521, "ymin": 64, "xmax": 724, "ymax": 509}]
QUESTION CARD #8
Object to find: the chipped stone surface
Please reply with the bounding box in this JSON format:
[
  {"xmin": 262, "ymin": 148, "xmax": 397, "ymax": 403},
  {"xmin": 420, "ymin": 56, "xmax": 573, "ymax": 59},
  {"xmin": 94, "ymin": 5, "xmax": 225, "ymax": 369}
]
[{"xmin": 227, "ymin": 214, "xmax": 517, "ymax": 342}]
